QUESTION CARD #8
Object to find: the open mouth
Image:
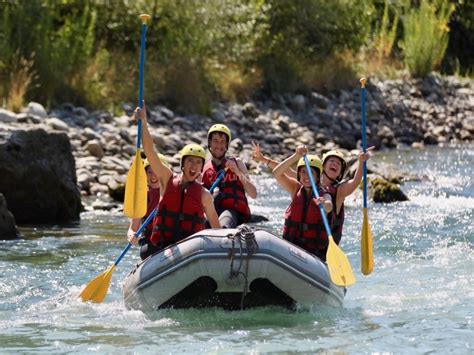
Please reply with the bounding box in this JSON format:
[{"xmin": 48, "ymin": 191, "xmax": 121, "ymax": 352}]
[{"xmin": 188, "ymin": 169, "xmax": 199, "ymax": 179}]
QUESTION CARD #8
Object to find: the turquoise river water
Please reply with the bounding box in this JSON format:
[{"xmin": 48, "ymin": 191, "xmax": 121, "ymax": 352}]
[{"xmin": 1, "ymin": 145, "xmax": 473, "ymax": 354}]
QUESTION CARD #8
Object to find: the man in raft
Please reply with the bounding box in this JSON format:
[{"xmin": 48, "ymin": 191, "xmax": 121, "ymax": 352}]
[
  {"xmin": 134, "ymin": 102, "xmax": 220, "ymax": 252},
  {"xmin": 202, "ymin": 123, "xmax": 257, "ymax": 228}
]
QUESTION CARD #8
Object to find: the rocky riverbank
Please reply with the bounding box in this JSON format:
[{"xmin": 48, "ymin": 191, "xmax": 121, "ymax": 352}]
[{"xmin": 0, "ymin": 74, "xmax": 472, "ymax": 237}]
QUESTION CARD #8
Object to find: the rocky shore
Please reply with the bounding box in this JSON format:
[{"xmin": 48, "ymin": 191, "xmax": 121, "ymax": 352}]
[{"xmin": 0, "ymin": 74, "xmax": 472, "ymax": 238}]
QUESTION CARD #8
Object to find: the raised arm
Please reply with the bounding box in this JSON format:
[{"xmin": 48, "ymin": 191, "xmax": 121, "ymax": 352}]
[
  {"xmin": 338, "ymin": 147, "xmax": 374, "ymax": 198},
  {"xmin": 134, "ymin": 101, "xmax": 173, "ymax": 186},
  {"xmin": 272, "ymin": 145, "xmax": 307, "ymax": 195},
  {"xmin": 252, "ymin": 141, "xmax": 297, "ymax": 179}
]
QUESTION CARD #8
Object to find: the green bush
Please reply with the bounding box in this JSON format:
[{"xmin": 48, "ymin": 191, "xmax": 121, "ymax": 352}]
[
  {"xmin": 257, "ymin": 0, "xmax": 374, "ymax": 92},
  {"xmin": 373, "ymin": 0, "xmax": 400, "ymax": 61},
  {"xmin": 443, "ymin": 0, "xmax": 474, "ymax": 76},
  {"xmin": 0, "ymin": 0, "xmax": 97, "ymax": 107},
  {"xmin": 1, "ymin": 0, "xmax": 469, "ymax": 112},
  {"xmin": 400, "ymin": 0, "xmax": 454, "ymax": 77}
]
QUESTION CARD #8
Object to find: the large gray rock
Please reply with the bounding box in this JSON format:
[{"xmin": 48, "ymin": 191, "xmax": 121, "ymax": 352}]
[
  {"xmin": 0, "ymin": 193, "xmax": 20, "ymax": 239},
  {"xmin": 0, "ymin": 129, "xmax": 81, "ymax": 223}
]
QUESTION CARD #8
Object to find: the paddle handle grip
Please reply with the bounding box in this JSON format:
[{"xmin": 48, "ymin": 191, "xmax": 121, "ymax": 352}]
[
  {"xmin": 303, "ymin": 155, "xmax": 333, "ymax": 238},
  {"xmin": 209, "ymin": 169, "xmax": 226, "ymax": 193},
  {"xmin": 360, "ymin": 77, "xmax": 368, "ymax": 208},
  {"xmin": 136, "ymin": 14, "xmax": 150, "ymax": 149}
]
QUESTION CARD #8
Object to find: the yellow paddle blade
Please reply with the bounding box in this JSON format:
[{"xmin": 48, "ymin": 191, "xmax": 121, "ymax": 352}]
[
  {"xmin": 79, "ymin": 265, "xmax": 116, "ymax": 303},
  {"xmin": 326, "ymin": 236, "xmax": 356, "ymax": 287},
  {"xmin": 361, "ymin": 208, "xmax": 373, "ymax": 275},
  {"xmin": 124, "ymin": 151, "xmax": 147, "ymax": 218}
]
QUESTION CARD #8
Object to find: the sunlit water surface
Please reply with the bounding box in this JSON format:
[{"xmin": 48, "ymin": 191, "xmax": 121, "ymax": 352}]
[{"xmin": 1, "ymin": 145, "xmax": 472, "ymax": 353}]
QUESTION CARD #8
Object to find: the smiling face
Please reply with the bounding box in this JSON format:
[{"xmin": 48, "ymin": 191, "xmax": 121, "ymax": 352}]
[
  {"xmin": 298, "ymin": 166, "xmax": 319, "ymax": 188},
  {"xmin": 146, "ymin": 167, "xmax": 160, "ymax": 189},
  {"xmin": 323, "ymin": 156, "xmax": 343, "ymax": 180},
  {"xmin": 181, "ymin": 156, "xmax": 204, "ymax": 181},
  {"xmin": 209, "ymin": 132, "xmax": 228, "ymax": 159}
]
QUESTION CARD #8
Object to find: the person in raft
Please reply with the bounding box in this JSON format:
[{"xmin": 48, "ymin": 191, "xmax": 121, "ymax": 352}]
[
  {"xmin": 127, "ymin": 154, "xmax": 167, "ymax": 260},
  {"xmin": 272, "ymin": 145, "xmax": 333, "ymax": 261},
  {"xmin": 134, "ymin": 103, "xmax": 220, "ymax": 252},
  {"xmin": 252, "ymin": 142, "xmax": 372, "ymax": 246},
  {"xmin": 201, "ymin": 123, "xmax": 257, "ymax": 228},
  {"xmin": 320, "ymin": 149, "xmax": 371, "ymax": 245}
]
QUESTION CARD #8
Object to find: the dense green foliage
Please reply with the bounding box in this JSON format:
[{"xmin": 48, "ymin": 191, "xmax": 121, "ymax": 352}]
[
  {"xmin": 0, "ymin": 0, "xmax": 471, "ymax": 112},
  {"xmin": 401, "ymin": 0, "xmax": 454, "ymax": 77}
]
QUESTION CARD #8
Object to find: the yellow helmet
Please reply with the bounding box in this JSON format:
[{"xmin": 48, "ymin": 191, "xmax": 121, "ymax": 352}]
[
  {"xmin": 297, "ymin": 155, "xmax": 322, "ymax": 175},
  {"xmin": 208, "ymin": 123, "xmax": 232, "ymax": 143},
  {"xmin": 322, "ymin": 150, "xmax": 347, "ymax": 180},
  {"xmin": 143, "ymin": 154, "xmax": 169, "ymax": 169},
  {"xmin": 180, "ymin": 144, "xmax": 206, "ymax": 168}
]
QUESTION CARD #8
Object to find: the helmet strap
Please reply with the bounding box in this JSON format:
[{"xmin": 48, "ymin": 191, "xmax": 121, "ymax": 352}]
[{"xmin": 323, "ymin": 170, "xmax": 340, "ymax": 184}]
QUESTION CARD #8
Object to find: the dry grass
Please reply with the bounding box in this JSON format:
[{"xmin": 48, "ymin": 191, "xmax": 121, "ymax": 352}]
[
  {"xmin": 207, "ymin": 62, "xmax": 263, "ymax": 102},
  {"xmin": 7, "ymin": 52, "xmax": 38, "ymax": 113},
  {"xmin": 301, "ymin": 50, "xmax": 360, "ymax": 91}
]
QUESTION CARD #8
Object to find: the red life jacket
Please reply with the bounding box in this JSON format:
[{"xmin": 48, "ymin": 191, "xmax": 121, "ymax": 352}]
[
  {"xmin": 202, "ymin": 158, "xmax": 250, "ymax": 223},
  {"xmin": 325, "ymin": 184, "xmax": 345, "ymax": 245},
  {"xmin": 150, "ymin": 174, "xmax": 205, "ymax": 247},
  {"xmin": 282, "ymin": 185, "xmax": 328, "ymax": 254},
  {"xmin": 142, "ymin": 187, "xmax": 160, "ymax": 239}
]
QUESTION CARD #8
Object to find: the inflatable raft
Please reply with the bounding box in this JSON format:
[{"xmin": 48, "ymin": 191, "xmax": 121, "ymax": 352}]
[{"xmin": 123, "ymin": 226, "xmax": 345, "ymax": 311}]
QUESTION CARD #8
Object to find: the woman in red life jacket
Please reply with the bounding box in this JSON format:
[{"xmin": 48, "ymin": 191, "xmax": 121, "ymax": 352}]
[
  {"xmin": 133, "ymin": 102, "xmax": 220, "ymax": 254},
  {"xmin": 272, "ymin": 145, "xmax": 333, "ymax": 261},
  {"xmin": 253, "ymin": 142, "xmax": 372, "ymax": 247},
  {"xmin": 202, "ymin": 124, "xmax": 257, "ymax": 228},
  {"xmin": 321, "ymin": 149, "xmax": 372, "ymax": 245},
  {"xmin": 127, "ymin": 154, "xmax": 167, "ymax": 260}
]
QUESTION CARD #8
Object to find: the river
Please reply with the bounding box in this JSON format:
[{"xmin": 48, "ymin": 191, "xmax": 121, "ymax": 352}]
[{"xmin": 1, "ymin": 145, "xmax": 472, "ymax": 353}]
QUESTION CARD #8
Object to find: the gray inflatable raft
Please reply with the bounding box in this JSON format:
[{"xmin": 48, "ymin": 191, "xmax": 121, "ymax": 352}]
[{"xmin": 123, "ymin": 227, "xmax": 345, "ymax": 311}]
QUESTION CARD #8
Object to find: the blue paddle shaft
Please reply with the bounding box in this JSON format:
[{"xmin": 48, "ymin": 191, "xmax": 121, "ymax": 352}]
[
  {"xmin": 303, "ymin": 155, "xmax": 332, "ymax": 236},
  {"xmin": 209, "ymin": 169, "xmax": 226, "ymax": 193},
  {"xmin": 114, "ymin": 16, "xmax": 151, "ymax": 269},
  {"xmin": 361, "ymin": 85, "xmax": 368, "ymax": 208},
  {"xmin": 114, "ymin": 207, "xmax": 157, "ymax": 266},
  {"xmin": 136, "ymin": 21, "xmax": 148, "ymax": 149}
]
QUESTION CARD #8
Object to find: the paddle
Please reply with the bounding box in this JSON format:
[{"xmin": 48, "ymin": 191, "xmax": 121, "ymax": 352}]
[
  {"xmin": 79, "ymin": 167, "xmax": 226, "ymax": 303},
  {"xmin": 303, "ymin": 155, "xmax": 356, "ymax": 287},
  {"xmin": 208, "ymin": 168, "xmax": 226, "ymax": 193},
  {"xmin": 123, "ymin": 14, "xmax": 151, "ymax": 218},
  {"xmin": 79, "ymin": 207, "xmax": 157, "ymax": 303},
  {"xmin": 360, "ymin": 78, "xmax": 373, "ymax": 275}
]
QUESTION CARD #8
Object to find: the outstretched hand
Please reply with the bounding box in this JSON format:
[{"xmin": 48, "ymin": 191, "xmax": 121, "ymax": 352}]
[{"xmin": 251, "ymin": 141, "xmax": 265, "ymax": 163}]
